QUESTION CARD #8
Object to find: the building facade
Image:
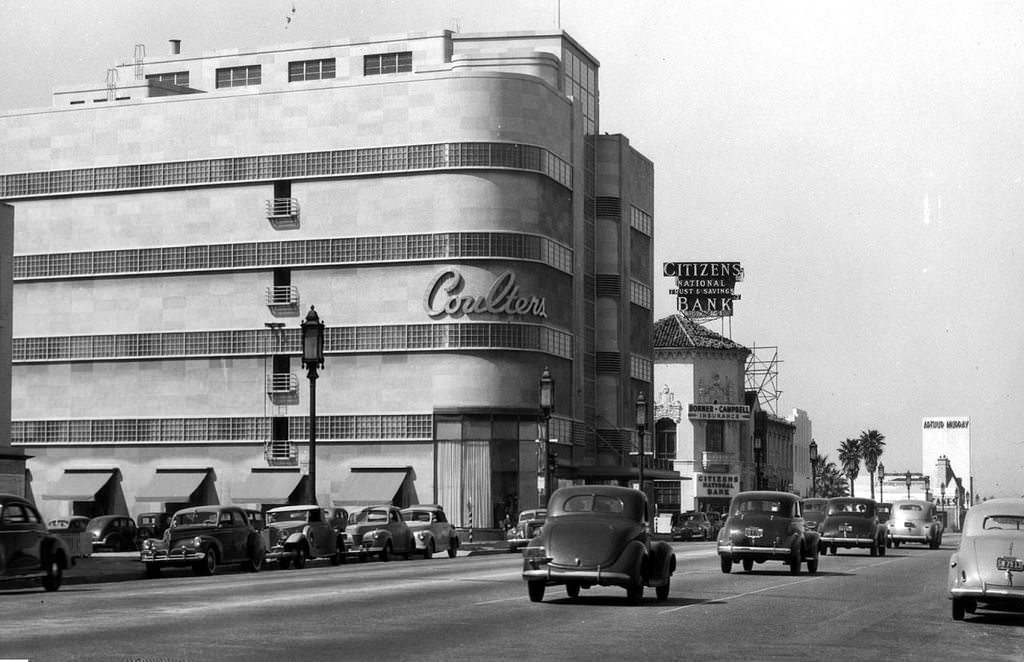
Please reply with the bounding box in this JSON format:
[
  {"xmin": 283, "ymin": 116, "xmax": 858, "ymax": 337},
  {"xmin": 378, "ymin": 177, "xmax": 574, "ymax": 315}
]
[{"xmin": 0, "ymin": 30, "xmax": 656, "ymax": 527}]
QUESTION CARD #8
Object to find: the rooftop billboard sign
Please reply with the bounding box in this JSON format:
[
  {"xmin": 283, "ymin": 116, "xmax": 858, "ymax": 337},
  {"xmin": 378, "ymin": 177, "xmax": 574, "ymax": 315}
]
[{"xmin": 663, "ymin": 262, "xmax": 743, "ymax": 317}]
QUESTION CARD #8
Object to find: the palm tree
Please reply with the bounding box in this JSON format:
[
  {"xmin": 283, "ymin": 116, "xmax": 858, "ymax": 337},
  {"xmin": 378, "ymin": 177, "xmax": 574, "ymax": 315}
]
[
  {"xmin": 858, "ymin": 429, "xmax": 886, "ymax": 500},
  {"xmin": 838, "ymin": 438, "xmax": 862, "ymax": 497},
  {"xmin": 815, "ymin": 455, "xmax": 849, "ymax": 498}
]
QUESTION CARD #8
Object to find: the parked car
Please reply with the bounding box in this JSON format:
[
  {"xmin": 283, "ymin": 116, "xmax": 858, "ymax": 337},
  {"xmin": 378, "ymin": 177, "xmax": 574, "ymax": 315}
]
[
  {"xmin": 717, "ymin": 491, "xmax": 820, "ymax": 575},
  {"xmin": 265, "ymin": 505, "xmax": 345, "ymax": 569},
  {"xmin": 508, "ymin": 509, "xmax": 547, "ymax": 552},
  {"xmin": 801, "ymin": 498, "xmax": 829, "ymax": 532},
  {"xmin": 135, "ymin": 512, "xmax": 171, "ymax": 544},
  {"xmin": 87, "ymin": 515, "xmax": 139, "ymax": 552},
  {"xmin": 948, "ymin": 498, "xmax": 1024, "ymax": 620},
  {"xmin": 672, "ymin": 511, "xmax": 713, "ymax": 540},
  {"xmin": 706, "ymin": 512, "xmax": 723, "ymax": 537},
  {"xmin": 0, "ymin": 494, "xmax": 70, "ymax": 591},
  {"xmin": 48, "ymin": 515, "xmax": 92, "ymax": 559},
  {"xmin": 400, "ymin": 504, "xmax": 460, "ymax": 558},
  {"xmin": 818, "ymin": 497, "xmax": 887, "ymax": 556},
  {"xmin": 140, "ymin": 505, "xmax": 266, "ymax": 576},
  {"xmin": 522, "ymin": 485, "xmax": 675, "ymax": 604},
  {"xmin": 343, "ymin": 505, "xmax": 415, "ymax": 561},
  {"xmin": 888, "ymin": 499, "xmax": 944, "ymax": 549},
  {"xmin": 48, "ymin": 516, "xmax": 90, "ymax": 532}
]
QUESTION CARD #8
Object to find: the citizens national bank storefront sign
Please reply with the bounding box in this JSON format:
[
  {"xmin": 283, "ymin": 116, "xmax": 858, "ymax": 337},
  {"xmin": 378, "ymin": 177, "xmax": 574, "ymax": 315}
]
[{"xmin": 697, "ymin": 474, "xmax": 739, "ymax": 498}]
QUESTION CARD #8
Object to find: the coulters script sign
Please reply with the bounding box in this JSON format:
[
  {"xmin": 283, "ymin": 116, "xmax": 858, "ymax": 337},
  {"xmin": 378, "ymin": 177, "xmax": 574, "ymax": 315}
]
[
  {"xmin": 663, "ymin": 261, "xmax": 743, "ymax": 317},
  {"xmin": 697, "ymin": 473, "xmax": 740, "ymax": 497},
  {"xmin": 424, "ymin": 269, "xmax": 547, "ymax": 319},
  {"xmin": 688, "ymin": 403, "xmax": 751, "ymax": 421}
]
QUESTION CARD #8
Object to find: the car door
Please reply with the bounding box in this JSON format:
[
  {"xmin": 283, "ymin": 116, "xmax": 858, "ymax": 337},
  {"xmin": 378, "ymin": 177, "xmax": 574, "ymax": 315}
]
[
  {"xmin": 216, "ymin": 510, "xmax": 245, "ymax": 561},
  {"xmin": 1, "ymin": 503, "xmax": 41, "ymax": 573},
  {"xmin": 388, "ymin": 508, "xmax": 410, "ymax": 553}
]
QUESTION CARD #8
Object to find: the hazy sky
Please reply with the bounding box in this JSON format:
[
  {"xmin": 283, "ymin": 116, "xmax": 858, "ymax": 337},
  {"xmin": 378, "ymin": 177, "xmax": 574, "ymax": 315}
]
[{"xmin": 2, "ymin": 1, "xmax": 1021, "ymax": 496}]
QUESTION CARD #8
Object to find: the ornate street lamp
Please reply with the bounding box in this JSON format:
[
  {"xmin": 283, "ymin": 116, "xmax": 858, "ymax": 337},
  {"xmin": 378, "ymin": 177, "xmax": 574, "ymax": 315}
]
[
  {"xmin": 809, "ymin": 440, "xmax": 818, "ymax": 498},
  {"xmin": 538, "ymin": 367, "xmax": 554, "ymax": 505},
  {"xmin": 635, "ymin": 392, "xmax": 648, "ymax": 495},
  {"xmin": 905, "ymin": 471, "xmax": 912, "ymax": 500},
  {"xmin": 300, "ymin": 306, "xmax": 325, "ymax": 504},
  {"xmin": 878, "ymin": 463, "xmax": 885, "ymax": 503}
]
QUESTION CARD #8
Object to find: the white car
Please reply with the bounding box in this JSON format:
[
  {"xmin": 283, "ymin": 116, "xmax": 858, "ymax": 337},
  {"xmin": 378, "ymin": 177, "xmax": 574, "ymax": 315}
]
[
  {"xmin": 948, "ymin": 498, "xmax": 1024, "ymax": 620},
  {"xmin": 400, "ymin": 504, "xmax": 460, "ymax": 558}
]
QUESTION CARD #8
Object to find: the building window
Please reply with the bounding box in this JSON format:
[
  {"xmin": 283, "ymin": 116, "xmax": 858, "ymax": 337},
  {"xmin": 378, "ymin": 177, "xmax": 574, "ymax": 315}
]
[
  {"xmin": 706, "ymin": 421, "xmax": 724, "ymax": 453},
  {"xmin": 655, "ymin": 420, "xmax": 677, "ymax": 459},
  {"xmin": 216, "ymin": 65, "xmax": 261, "ymax": 88},
  {"xmin": 364, "ymin": 51, "xmax": 412, "ymax": 76},
  {"xmin": 145, "ymin": 71, "xmax": 190, "ymax": 86},
  {"xmin": 288, "ymin": 58, "xmax": 336, "ymax": 82}
]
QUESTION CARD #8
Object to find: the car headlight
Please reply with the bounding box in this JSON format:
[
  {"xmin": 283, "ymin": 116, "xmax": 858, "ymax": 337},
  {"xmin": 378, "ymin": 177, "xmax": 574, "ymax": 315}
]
[{"xmin": 416, "ymin": 531, "xmax": 427, "ymax": 541}]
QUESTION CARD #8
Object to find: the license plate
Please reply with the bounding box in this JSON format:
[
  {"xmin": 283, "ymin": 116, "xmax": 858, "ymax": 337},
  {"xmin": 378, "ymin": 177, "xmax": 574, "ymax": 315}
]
[
  {"xmin": 997, "ymin": 557, "xmax": 1024, "ymax": 571},
  {"xmin": 744, "ymin": 527, "xmax": 763, "ymax": 538}
]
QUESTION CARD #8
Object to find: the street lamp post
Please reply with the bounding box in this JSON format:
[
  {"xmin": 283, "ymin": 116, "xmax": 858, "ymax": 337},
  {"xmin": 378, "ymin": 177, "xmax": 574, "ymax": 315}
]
[
  {"xmin": 300, "ymin": 306, "xmax": 325, "ymax": 505},
  {"xmin": 754, "ymin": 437, "xmax": 763, "ymax": 490},
  {"xmin": 809, "ymin": 441, "xmax": 818, "ymax": 498},
  {"xmin": 905, "ymin": 471, "xmax": 912, "ymax": 500},
  {"xmin": 538, "ymin": 367, "xmax": 554, "ymax": 506},
  {"xmin": 878, "ymin": 463, "xmax": 885, "ymax": 503},
  {"xmin": 635, "ymin": 392, "xmax": 648, "ymax": 495}
]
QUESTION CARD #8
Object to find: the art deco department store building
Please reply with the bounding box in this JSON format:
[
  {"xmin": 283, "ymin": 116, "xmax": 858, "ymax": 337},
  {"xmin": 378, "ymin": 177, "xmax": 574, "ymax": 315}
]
[{"xmin": 0, "ymin": 30, "xmax": 667, "ymax": 527}]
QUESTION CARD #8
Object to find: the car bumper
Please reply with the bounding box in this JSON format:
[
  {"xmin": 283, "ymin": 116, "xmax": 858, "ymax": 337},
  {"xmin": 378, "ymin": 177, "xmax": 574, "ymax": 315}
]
[
  {"xmin": 141, "ymin": 549, "xmax": 204, "ymax": 565},
  {"xmin": 522, "ymin": 564, "xmax": 631, "ymax": 587},
  {"xmin": 821, "ymin": 536, "xmax": 874, "ymax": 546},
  {"xmin": 889, "ymin": 533, "xmax": 929, "ymax": 542},
  {"xmin": 951, "ymin": 585, "xmax": 1024, "ymax": 601},
  {"xmin": 718, "ymin": 544, "xmax": 791, "ymax": 560},
  {"xmin": 508, "ymin": 539, "xmax": 530, "ymax": 550}
]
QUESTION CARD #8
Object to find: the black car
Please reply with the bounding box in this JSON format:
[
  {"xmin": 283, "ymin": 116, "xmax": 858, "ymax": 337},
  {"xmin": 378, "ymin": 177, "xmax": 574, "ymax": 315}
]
[
  {"xmin": 140, "ymin": 505, "xmax": 265, "ymax": 576},
  {"xmin": 717, "ymin": 491, "xmax": 820, "ymax": 574},
  {"xmin": 136, "ymin": 512, "xmax": 171, "ymax": 543},
  {"xmin": 818, "ymin": 497, "xmax": 887, "ymax": 556},
  {"xmin": 0, "ymin": 494, "xmax": 70, "ymax": 591},
  {"xmin": 87, "ymin": 515, "xmax": 139, "ymax": 552}
]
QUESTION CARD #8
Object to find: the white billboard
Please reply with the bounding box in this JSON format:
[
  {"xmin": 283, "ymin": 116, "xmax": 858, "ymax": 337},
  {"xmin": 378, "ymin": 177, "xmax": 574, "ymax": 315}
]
[{"xmin": 921, "ymin": 416, "xmax": 971, "ymax": 487}]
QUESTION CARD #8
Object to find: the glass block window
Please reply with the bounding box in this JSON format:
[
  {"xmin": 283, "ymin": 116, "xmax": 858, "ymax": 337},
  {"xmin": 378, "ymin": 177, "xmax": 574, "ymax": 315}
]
[
  {"xmin": 630, "ymin": 205, "xmax": 653, "ymax": 237},
  {"xmin": 364, "ymin": 51, "xmax": 412, "ymax": 76},
  {"xmin": 216, "ymin": 65, "xmax": 261, "ymax": 88},
  {"xmin": 629, "ymin": 280, "xmax": 653, "ymax": 309},
  {"xmin": 288, "ymin": 58, "xmax": 336, "ymax": 82},
  {"xmin": 630, "ymin": 354, "xmax": 652, "ymax": 382},
  {"xmin": 146, "ymin": 71, "xmax": 190, "ymax": 86}
]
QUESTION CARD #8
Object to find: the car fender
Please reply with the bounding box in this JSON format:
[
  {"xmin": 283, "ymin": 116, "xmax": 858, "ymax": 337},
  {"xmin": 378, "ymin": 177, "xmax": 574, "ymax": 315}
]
[
  {"xmin": 647, "ymin": 540, "xmax": 675, "ymax": 586},
  {"xmin": 282, "ymin": 531, "xmax": 306, "ymax": 547},
  {"xmin": 417, "ymin": 531, "xmax": 435, "ymax": 549},
  {"xmin": 803, "ymin": 531, "xmax": 821, "ymax": 554},
  {"xmin": 615, "ymin": 539, "xmax": 648, "ymax": 579},
  {"xmin": 41, "ymin": 536, "xmax": 70, "ymax": 570}
]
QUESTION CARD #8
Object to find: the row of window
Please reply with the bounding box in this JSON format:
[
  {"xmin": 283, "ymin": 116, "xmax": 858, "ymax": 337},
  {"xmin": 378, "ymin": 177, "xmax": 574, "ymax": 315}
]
[
  {"xmin": 629, "ymin": 280, "xmax": 653, "ymax": 309},
  {"xmin": 15, "ymin": 232, "xmax": 573, "ymax": 280},
  {"xmin": 630, "ymin": 354, "xmax": 653, "ymax": 383},
  {"xmin": 206, "ymin": 52, "xmax": 411, "ymax": 90},
  {"xmin": 0, "ymin": 141, "xmax": 572, "ymax": 199},
  {"xmin": 12, "ymin": 413, "xmax": 433, "ymax": 445},
  {"xmin": 630, "ymin": 205, "xmax": 653, "ymax": 237},
  {"xmin": 13, "ymin": 323, "xmax": 574, "ymax": 363}
]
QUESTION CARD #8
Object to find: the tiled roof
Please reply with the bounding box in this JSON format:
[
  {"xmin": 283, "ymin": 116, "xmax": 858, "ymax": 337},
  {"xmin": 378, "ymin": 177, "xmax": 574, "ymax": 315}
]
[{"xmin": 653, "ymin": 314, "xmax": 748, "ymax": 352}]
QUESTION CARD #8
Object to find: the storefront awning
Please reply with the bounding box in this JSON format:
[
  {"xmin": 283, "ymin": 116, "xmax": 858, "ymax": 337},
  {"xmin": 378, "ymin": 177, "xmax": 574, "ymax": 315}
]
[
  {"xmin": 331, "ymin": 470, "xmax": 408, "ymax": 507},
  {"xmin": 233, "ymin": 472, "xmax": 304, "ymax": 505},
  {"xmin": 42, "ymin": 469, "xmax": 117, "ymax": 500},
  {"xmin": 136, "ymin": 470, "xmax": 210, "ymax": 502}
]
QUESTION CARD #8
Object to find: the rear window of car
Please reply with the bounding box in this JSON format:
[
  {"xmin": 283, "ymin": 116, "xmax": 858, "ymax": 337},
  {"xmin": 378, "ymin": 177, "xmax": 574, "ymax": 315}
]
[
  {"xmin": 828, "ymin": 501, "xmax": 873, "ymax": 516},
  {"xmin": 561, "ymin": 495, "xmax": 625, "ymax": 514},
  {"xmin": 899, "ymin": 504, "xmax": 923, "ymax": 511},
  {"xmin": 734, "ymin": 499, "xmax": 792, "ymax": 517}
]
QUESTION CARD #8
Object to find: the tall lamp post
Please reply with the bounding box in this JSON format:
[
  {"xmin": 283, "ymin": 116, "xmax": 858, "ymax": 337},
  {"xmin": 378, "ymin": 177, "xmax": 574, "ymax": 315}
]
[
  {"xmin": 300, "ymin": 306, "xmax": 325, "ymax": 505},
  {"xmin": 538, "ymin": 367, "xmax": 554, "ymax": 506},
  {"xmin": 878, "ymin": 463, "xmax": 885, "ymax": 503},
  {"xmin": 635, "ymin": 392, "xmax": 648, "ymax": 495},
  {"xmin": 809, "ymin": 440, "xmax": 818, "ymax": 498},
  {"xmin": 905, "ymin": 471, "xmax": 912, "ymax": 500}
]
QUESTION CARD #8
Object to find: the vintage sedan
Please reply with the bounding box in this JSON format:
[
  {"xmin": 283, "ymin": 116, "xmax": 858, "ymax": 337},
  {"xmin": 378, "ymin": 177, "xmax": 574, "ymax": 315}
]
[
  {"xmin": 801, "ymin": 498, "xmax": 828, "ymax": 533},
  {"xmin": 135, "ymin": 512, "xmax": 171, "ymax": 544},
  {"xmin": 717, "ymin": 491, "xmax": 820, "ymax": 575},
  {"xmin": 672, "ymin": 511, "xmax": 713, "ymax": 541},
  {"xmin": 87, "ymin": 515, "xmax": 139, "ymax": 552},
  {"xmin": 140, "ymin": 505, "xmax": 265, "ymax": 576},
  {"xmin": 265, "ymin": 505, "xmax": 345, "ymax": 569},
  {"xmin": 521, "ymin": 485, "xmax": 675, "ymax": 605},
  {"xmin": 400, "ymin": 504, "xmax": 460, "ymax": 558},
  {"xmin": 507, "ymin": 509, "xmax": 547, "ymax": 552},
  {"xmin": 0, "ymin": 494, "xmax": 70, "ymax": 591},
  {"xmin": 948, "ymin": 498, "xmax": 1024, "ymax": 620},
  {"xmin": 819, "ymin": 497, "xmax": 887, "ymax": 556},
  {"xmin": 344, "ymin": 505, "xmax": 415, "ymax": 561},
  {"xmin": 888, "ymin": 499, "xmax": 944, "ymax": 548}
]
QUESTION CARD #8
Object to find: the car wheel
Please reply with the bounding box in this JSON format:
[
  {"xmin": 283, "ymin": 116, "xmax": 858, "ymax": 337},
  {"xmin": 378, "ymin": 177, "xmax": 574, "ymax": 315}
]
[
  {"xmin": 528, "ymin": 580, "xmax": 545, "ymax": 603},
  {"xmin": 930, "ymin": 536, "xmax": 940, "ymax": 550},
  {"xmin": 278, "ymin": 558, "xmax": 291, "ymax": 570},
  {"xmin": 820, "ymin": 544, "xmax": 828, "ymax": 556},
  {"xmin": 830, "ymin": 545, "xmax": 837, "ymax": 556},
  {"xmin": 656, "ymin": 577, "xmax": 670, "ymax": 602},
  {"xmin": 144, "ymin": 563, "xmax": 160, "ymax": 578},
  {"xmin": 194, "ymin": 549, "xmax": 217, "ymax": 576},
  {"xmin": 293, "ymin": 544, "xmax": 308, "ymax": 569},
  {"xmin": 789, "ymin": 547, "xmax": 801, "ymax": 575},
  {"xmin": 742, "ymin": 558, "xmax": 753, "ymax": 572},
  {"xmin": 42, "ymin": 557, "xmax": 63, "ymax": 592},
  {"xmin": 380, "ymin": 542, "xmax": 392, "ymax": 562},
  {"xmin": 402, "ymin": 540, "xmax": 412, "ymax": 560},
  {"xmin": 966, "ymin": 599, "xmax": 977, "ymax": 614},
  {"xmin": 330, "ymin": 539, "xmax": 344, "ymax": 566},
  {"xmin": 566, "ymin": 582, "xmax": 581, "ymax": 599},
  {"xmin": 422, "ymin": 541, "xmax": 434, "ymax": 560},
  {"xmin": 952, "ymin": 597, "xmax": 966, "ymax": 621},
  {"xmin": 719, "ymin": 556, "xmax": 732, "ymax": 574},
  {"xmin": 892, "ymin": 540, "xmax": 901, "ymax": 548},
  {"xmin": 448, "ymin": 540, "xmax": 459, "ymax": 559},
  {"xmin": 806, "ymin": 554, "xmax": 819, "ymax": 574},
  {"xmin": 870, "ymin": 538, "xmax": 879, "ymax": 557},
  {"xmin": 627, "ymin": 558, "xmax": 644, "ymax": 605},
  {"xmin": 878, "ymin": 537, "xmax": 886, "ymax": 557},
  {"xmin": 246, "ymin": 551, "xmax": 263, "ymax": 572}
]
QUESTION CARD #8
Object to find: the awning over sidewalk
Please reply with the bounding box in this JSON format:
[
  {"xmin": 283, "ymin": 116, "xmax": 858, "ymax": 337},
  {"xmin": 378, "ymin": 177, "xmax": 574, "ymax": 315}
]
[
  {"xmin": 233, "ymin": 471, "xmax": 304, "ymax": 505},
  {"xmin": 42, "ymin": 469, "xmax": 118, "ymax": 501},
  {"xmin": 331, "ymin": 469, "xmax": 410, "ymax": 507},
  {"xmin": 136, "ymin": 469, "xmax": 210, "ymax": 502}
]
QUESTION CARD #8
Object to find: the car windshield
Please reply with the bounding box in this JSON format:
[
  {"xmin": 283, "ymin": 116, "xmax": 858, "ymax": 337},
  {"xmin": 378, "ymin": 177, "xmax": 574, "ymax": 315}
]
[
  {"xmin": 404, "ymin": 511, "xmax": 432, "ymax": 523},
  {"xmin": 172, "ymin": 510, "xmax": 219, "ymax": 527},
  {"xmin": 734, "ymin": 499, "xmax": 792, "ymax": 517},
  {"xmin": 350, "ymin": 508, "xmax": 388, "ymax": 524},
  {"xmin": 267, "ymin": 510, "xmax": 311, "ymax": 524},
  {"xmin": 560, "ymin": 494, "xmax": 625, "ymax": 514},
  {"xmin": 520, "ymin": 511, "xmax": 545, "ymax": 522},
  {"xmin": 982, "ymin": 516, "xmax": 1024, "ymax": 531},
  {"xmin": 828, "ymin": 501, "xmax": 873, "ymax": 516}
]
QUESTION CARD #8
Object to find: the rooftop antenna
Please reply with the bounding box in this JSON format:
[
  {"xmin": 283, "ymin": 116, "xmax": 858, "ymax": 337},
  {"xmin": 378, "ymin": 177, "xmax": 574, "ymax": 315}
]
[
  {"xmin": 105, "ymin": 67, "xmax": 119, "ymax": 101},
  {"xmin": 133, "ymin": 44, "xmax": 146, "ymax": 80}
]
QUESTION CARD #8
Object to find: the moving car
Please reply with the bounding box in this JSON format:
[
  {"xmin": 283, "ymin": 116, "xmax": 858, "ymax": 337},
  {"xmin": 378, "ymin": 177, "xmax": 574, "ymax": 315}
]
[
  {"xmin": 818, "ymin": 497, "xmax": 887, "ymax": 556},
  {"xmin": 801, "ymin": 498, "xmax": 828, "ymax": 532},
  {"xmin": 0, "ymin": 494, "xmax": 70, "ymax": 591},
  {"xmin": 507, "ymin": 509, "xmax": 547, "ymax": 552},
  {"xmin": 521, "ymin": 485, "xmax": 675, "ymax": 604},
  {"xmin": 87, "ymin": 515, "xmax": 139, "ymax": 552},
  {"xmin": 140, "ymin": 505, "xmax": 266, "ymax": 576},
  {"xmin": 888, "ymin": 499, "xmax": 944, "ymax": 549},
  {"xmin": 344, "ymin": 505, "xmax": 415, "ymax": 561},
  {"xmin": 136, "ymin": 512, "xmax": 171, "ymax": 544},
  {"xmin": 717, "ymin": 491, "xmax": 820, "ymax": 575},
  {"xmin": 400, "ymin": 504, "xmax": 460, "ymax": 558},
  {"xmin": 671, "ymin": 511, "xmax": 713, "ymax": 540},
  {"xmin": 265, "ymin": 505, "xmax": 345, "ymax": 569},
  {"xmin": 948, "ymin": 498, "xmax": 1024, "ymax": 620}
]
